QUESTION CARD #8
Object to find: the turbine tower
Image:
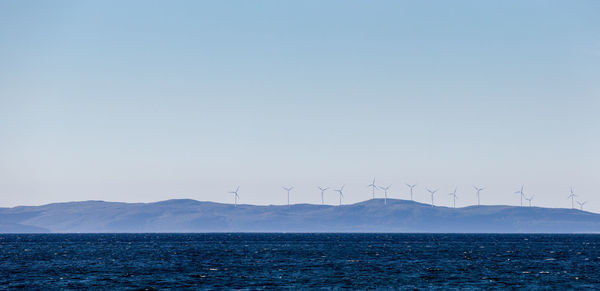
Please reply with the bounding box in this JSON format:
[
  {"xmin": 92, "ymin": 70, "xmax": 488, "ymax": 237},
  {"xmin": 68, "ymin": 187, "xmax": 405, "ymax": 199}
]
[
  {"xmin": 367, "ymin": 177, "xmax": 377, "ymax": 199},
  {"xmin": 473, "ymin": 186, "xmax": 485, "ymax": 207},
  {"xmin": 406, "ymin": 184, "xmax": 417, "ymax": 201},
  {"xmin": 576, "ymin": 200, "xmax": 587, "ymax": 211},
  {"xmin": 228, "ymin": 186, "xmax": 240, "ymax": 207},
  {"xmin": 568, "ymin": 187, "xmax": 577, "ymax": 209},
  {"xmin": 333, "ymin": 185, "xmax": 345, "ymax": 206},
  {"xmin": 426, "ymin": 188, "xmax": 438, "ymax": 207},
  {"xmin": 282, "ymin": 186, "xmax": 294, "ymax": 207},
  {"xmin": 317, "ymin": 186, "xmax": 329, "ymax": 205},
  {"xmin": 448, "ymin": 187, "xmax": 458, "ymax": 208},
  {"xmin": 524, "ymin": 194, "xmax": 534, "ymax": 207},
  {"xmin": 514, "ymin": 185, "xmax": 525, "ymax": 207},
  {"xmin": 379, "ymin": 185, "xmax": 391, "ymax": 205}
]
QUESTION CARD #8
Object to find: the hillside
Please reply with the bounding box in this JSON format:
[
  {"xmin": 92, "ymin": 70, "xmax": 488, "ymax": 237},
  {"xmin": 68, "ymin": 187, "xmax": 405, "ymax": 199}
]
[{"xmin": 1, "ymin": 199, "xmax": 599, "ymax": 233}]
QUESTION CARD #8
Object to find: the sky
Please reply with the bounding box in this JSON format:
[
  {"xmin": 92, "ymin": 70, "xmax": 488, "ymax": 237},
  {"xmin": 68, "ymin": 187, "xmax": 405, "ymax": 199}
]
[{"xmin": 0, "ymin": 1, "xmax": 599, "ymax": 211}]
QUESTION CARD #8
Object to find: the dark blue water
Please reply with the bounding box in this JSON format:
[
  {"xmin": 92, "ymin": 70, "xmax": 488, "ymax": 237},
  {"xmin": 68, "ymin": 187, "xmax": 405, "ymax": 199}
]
[{"xmin": 1, "ymin": 234, "xmax": 599, "ymax": 289}]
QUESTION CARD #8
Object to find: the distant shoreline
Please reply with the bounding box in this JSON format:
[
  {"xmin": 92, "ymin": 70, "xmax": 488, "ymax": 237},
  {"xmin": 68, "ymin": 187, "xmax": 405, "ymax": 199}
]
[{"xmin": 1, "ymin": 199, "xmax": 599, "ymax": 233}]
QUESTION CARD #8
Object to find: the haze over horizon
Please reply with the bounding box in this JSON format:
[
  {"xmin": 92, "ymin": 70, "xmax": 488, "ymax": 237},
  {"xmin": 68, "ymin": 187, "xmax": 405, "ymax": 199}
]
[{"xmin": 1, "ymin": 1, "xmax": 599, "ymax": 211}]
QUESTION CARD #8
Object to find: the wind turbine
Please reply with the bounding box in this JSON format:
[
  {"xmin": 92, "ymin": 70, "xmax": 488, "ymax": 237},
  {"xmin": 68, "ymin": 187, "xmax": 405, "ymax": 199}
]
[
  {"xmin": 576, "ymin": 200, "xmax": 587, "ymax": 211},
  {"xmin": 317, "ymin": 186, "xmax": 329, "ymax": 205},
  {"xmin": 514, "ymin": 185, "xmax": 525, "ymax": 207},
  {"xmin": 525, "ymin": 194, "xmax": 534, "ymax": 207},
  {"xmin": 426, "ymin": 188, "xmax": 438, "ymax": 207},
  {"xmin": 333, "ymin": 185, "xmax": 345, "ymax": 206},
  {"xmin": 406, "ymin": 184, "xmax": 417, "ymax": 201},
  {"xmin": 282, "ymin": 186, "xmax": 294, "ymax": 207},
  {"xmin": 448, "ymin": 187, "xmax": 458, "ymax": 208},
  {"xmin": 568, "ymin": 187, "xmax": 577, "ymax": 209},
  {"xmin": 473, "ymin": 186, "xmax": 485, "ymax": 207},
  {"xmin": 367, "ymin": 177, "xmax": 377, "ymax": 199},
  {"xmin": 228, "ymin": 186, "xmax": 240, "ymax": 207},
  {"xmin": 379, "ymin": 185, "xmax": 391, "ymax": 205}
]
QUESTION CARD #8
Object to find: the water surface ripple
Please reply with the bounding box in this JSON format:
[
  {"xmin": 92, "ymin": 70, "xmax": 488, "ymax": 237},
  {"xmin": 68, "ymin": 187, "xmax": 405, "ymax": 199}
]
[{"xmin": 1, "ymin": 233, "xmax": 599, "ymax": 289}]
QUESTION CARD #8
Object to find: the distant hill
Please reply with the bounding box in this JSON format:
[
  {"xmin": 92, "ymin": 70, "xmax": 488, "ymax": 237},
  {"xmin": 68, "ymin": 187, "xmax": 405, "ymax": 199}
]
[{"xmin": 1, "ymin": 199, "xmax": 599, "ymax": 233}]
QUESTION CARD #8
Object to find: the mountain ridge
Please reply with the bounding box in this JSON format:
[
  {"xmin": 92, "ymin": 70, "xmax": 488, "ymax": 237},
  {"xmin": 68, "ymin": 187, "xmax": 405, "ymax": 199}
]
[{"xmin": 1, "ymin": 199, "xmax": 598, "ymax": 233}]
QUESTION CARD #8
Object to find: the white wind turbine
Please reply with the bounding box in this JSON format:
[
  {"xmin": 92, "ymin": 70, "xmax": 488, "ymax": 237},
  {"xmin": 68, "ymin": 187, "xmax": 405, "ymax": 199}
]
[
  {"xmin": 282, "ymin": 186, "xmax": 294, "ymax": 207},
  {"xmin": 448, "ymin": 187, "xmax": 458, "ymax": 208},
  {"xmin": 228, "ymin": 186, "xmax": 240, "ymax": 207},
  {"xmin": 317, "ymin": 186, "xmax": 329, "ymax": 205},
  {"xmin": 568, "ymin": 187, "xmax": 577, "ymax": 209},
  {"xmin": 525, "ymin": 194, "xmax": 534, "ymax": 207},
  {"xmin": 367, "ymin": 177, "xmax": 377, "ymax": 199},
  {"xmin": 473, "ymin": 186, "xmax": 485, "ymax": 207},
  {"xmin": 576, "ymin": 200, "xmax": 587, "ymax": 211},
  {"xmin": 514, "ymin": 185, "xmax": 525, "ymax": 207},
  {"xmin": 426, "ymin": 188, "xmax": 438, "ymax": 207},
  {"xmin": 406, "ymin": 184, "xmax": 417, "ymax": 201},
  {"xmin": 333, "ymin": 185, "xmax": 345, "ymax": 206},
  {"xmin": 379, "ymin": 185, "xmax": 391, "ymax": 205}
]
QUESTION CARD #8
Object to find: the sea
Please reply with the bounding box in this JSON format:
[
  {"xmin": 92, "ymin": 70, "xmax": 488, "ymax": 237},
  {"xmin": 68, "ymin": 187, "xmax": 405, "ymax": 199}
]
[{"xmin": 1, "ymin": 233, "xmax": 599, "ymax": 289}]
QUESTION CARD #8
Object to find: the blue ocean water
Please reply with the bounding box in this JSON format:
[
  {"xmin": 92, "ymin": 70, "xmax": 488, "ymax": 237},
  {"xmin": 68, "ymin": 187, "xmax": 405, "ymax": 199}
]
[{"xmin": 1, "ymin": 233, "xmax": 599, "ymax": 289}]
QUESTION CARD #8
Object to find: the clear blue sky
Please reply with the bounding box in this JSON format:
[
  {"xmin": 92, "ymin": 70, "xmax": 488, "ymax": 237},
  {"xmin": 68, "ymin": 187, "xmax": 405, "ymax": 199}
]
[{"xmin": 1, "ymin": 1, "xmax": 598, "ymax": 211}]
